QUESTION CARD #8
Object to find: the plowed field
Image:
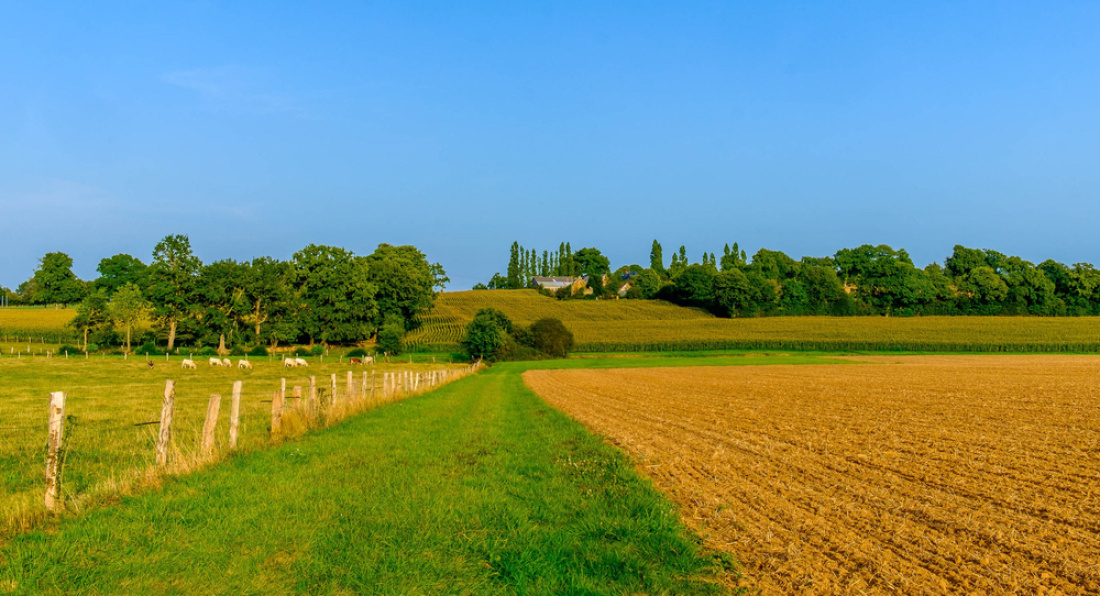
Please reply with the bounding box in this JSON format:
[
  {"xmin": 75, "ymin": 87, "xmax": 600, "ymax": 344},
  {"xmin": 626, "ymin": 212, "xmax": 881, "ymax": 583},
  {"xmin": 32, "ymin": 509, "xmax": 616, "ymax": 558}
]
[{"xmin": 523, "ymin": 356, "xmax": 1100, "ymax": 595}]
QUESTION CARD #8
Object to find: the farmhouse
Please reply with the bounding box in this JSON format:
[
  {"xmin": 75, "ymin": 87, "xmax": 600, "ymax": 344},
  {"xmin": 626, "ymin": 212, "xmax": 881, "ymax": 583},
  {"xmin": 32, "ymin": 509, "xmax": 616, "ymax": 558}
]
[{"xmin": 531, "ymin": 276, "xmax": 588, "ymax": 295}]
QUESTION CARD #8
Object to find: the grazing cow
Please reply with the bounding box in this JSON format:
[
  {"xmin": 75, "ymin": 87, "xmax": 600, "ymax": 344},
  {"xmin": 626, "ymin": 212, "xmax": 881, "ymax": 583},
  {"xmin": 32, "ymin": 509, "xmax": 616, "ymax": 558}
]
[
  {"xmin": 238, "ymin": 360, "xmax": 253, "ymax": 370},
  {"xmin": 222, "ymin": 358, "xmax": 232, "ymax": 367},
  {"xmin": 181, "ymin": 359, "xmax": 197, "ymax": 369},
  {"xmin": 209, "ymin": 357, "xmax": 224, "ymax": 366},
  {"xmin": 283, "ymin": 358, "xmax": 297, "ymax": 367},
  {"xmin": 294, "ymin": 358, "xmax": 308, "ymax": 367},
  {"xmin": 350, "ymin": 358, "xmax": 362, "ymax": 365},
  {"xmin": 362, "ymin": 356, "xmax": 374, "ymax": 365}
]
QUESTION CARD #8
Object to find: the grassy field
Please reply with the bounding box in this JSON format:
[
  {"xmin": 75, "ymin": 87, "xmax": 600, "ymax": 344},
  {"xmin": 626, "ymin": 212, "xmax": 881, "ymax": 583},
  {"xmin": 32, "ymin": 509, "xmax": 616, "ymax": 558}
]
[
  {"xmin": 409, "ymin": 290, "xmax": 1100, "ymax": 352},
  {"xmin": 0, "ymin": 357, "xmax": 771, "ymax": 595},
  {"xmin": 0, "ymin": 356, "xmax": 470, "ymax": 541}
]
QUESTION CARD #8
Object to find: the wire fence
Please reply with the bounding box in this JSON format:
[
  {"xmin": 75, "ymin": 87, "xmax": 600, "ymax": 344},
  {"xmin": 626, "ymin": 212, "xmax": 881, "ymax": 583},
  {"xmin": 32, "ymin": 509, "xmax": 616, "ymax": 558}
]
[{"xmin": 1, "ymin": 362, "xmax": 484, "ymax": 539}]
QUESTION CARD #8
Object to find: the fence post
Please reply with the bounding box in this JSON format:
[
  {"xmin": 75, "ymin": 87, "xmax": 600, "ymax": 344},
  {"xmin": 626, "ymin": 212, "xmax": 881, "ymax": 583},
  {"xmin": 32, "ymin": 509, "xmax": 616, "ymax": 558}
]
[
  {"xmin": 330, "ymin": 373, "xmax": 338, "ymax": 407},
  {"xmin": 360, "ymin": 371, "xmax": 367, "ymax": 401},
  {"xmin": 281, "ymin": 378, "xmax": 287, "ymax": 412},
  {"xmin": 271, "ymin": 390, "xmax": 283, "ymax": 437},
  {"xmin": 309, "ymin": 376, "xmax": 318, "ymax": 413},
  {"xmin": 45, "ymin": 391, "xmax": 66, "ymax": 511},
  {"xmin": 229, "ymin": 380, "xmax": 242, "ymax": 450},
  {"xmin": 156, "ymin": 380, "xmax": 176, "ymax": 467},
  {"xmin": 347, "ymin": 371, "xmax": 355, "ymax": 401},
  {"xmin": 370, "ymin": 371, "xmax": 376, "ymax": 402},
  {"xmin": 201, "ymin": 394, "xmax": 222, "ymax": 457}
]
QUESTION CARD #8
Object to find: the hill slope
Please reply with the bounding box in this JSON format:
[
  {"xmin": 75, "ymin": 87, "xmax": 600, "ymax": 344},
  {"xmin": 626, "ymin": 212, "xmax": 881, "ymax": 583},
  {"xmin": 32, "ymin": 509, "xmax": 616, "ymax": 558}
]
[{"xmin": 410, "ymin": 291, "xmax": 1100, "ymax": 352}]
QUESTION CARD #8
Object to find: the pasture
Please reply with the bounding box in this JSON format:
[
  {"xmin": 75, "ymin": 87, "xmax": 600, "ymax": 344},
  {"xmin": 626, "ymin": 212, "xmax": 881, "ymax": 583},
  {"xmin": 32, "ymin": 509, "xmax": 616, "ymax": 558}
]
[
  {"xmin": 525, "ymin": 356, "xmax": 1100, "ymax": 595},
  {"xmin": 408, "ymin": 290, "xmax": 1100, "ymax": 352},
  {"xmin": 0, "ymin": 355, "xmax": 471, "ymax": 541},
  {"xmin": 0, "ymin": 358, "xmax": 749, "ymax": 595}
]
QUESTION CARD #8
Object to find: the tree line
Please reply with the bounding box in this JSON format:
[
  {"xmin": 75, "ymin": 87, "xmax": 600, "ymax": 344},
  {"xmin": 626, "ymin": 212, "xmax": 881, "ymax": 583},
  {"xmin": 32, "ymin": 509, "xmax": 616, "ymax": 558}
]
[
  {"xmin": 2, "ymin": 235, "xmax": 448, "ymax": 352},
  {"xmin": 482, "ymin": 240, "xmax": 1100, "ymax": 317}
]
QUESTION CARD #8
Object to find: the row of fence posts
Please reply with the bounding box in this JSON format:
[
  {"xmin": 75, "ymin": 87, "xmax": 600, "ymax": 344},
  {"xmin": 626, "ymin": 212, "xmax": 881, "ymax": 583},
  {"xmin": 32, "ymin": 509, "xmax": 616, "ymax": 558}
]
[{"xmin": 42, "ymin": 362, "xmax": 482, "ymax": 511}]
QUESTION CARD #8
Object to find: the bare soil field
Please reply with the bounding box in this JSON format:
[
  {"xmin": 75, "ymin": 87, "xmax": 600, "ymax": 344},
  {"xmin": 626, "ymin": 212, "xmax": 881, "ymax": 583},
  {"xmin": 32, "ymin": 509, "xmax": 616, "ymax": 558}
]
[{"xmin": 524, "ymin": 356, "xmax": 1100, "ymax": 595}]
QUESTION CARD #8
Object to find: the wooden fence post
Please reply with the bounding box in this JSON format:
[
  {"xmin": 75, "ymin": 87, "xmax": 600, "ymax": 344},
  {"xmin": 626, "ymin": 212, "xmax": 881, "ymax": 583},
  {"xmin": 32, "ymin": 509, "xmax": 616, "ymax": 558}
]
[
  {"xmin": 156, "ymin": 380, "xmax": 176, "ymax": 467},
  {"xmin": 45, "ymin": 391, "xmax": 66, "ymax": 511},
  {"xmin": 330, "ymin": 373, "xmax": 338, "ymax": 407},
  {"xmin": 360, "ymin": 372, "xmax": 367, "ymax": 401},
  {"xmin": 229, "ymin": 380, "xmax": 242, "ymax": 450},
  {"xmin": 271, "ymin": 390, "xmax": 283, "ymax": 437},
  {"xmin": 370, "ymin": 371, "xmax": 376, "ymax": 402},
  {"xmin": 293, "ymin": 385, "xmax": 302, "ymax": 400},
  {"xmin": 201, "ymin": 394, "xmax": 222, "ymax": 457},
  {"xmin": 281, "ymin": 378, "xmax": 287, "ymax": 411},
  {"xmin": 347, "ymin": 371, "xmax": 355, "ymax": 401},
  {"xmin": 309, "ymin": 376, "xmax": 318, "ymax": 413}
]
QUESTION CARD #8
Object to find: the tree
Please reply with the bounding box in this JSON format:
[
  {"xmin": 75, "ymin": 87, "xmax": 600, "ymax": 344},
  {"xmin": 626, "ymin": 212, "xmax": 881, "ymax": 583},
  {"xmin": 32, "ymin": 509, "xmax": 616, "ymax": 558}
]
[
  {"xmin": 573, "ymin": 247, "xmax": 610, "ymax": 278},
  {"xmin": 670, "ymin": 264, "xmax": 716, "ymax": 307},
  {"xmin": 32, "ymin": 252, "xmax": 86, "ymax": 306},
  {"xmin": 526, "ymin": 318, "xmax": 574, "ymax": 357},
  {"xmin": 712, "ymin": 269, "xmax": 753, "ymax": 317},
  {"xmin": 462, "ymin": 308, "xmax": 513, "ymax": 360},
  {"xmin": 94, "ymin": 254, "xmax": 148, "ymax": 297},
  {"xmin": 363, "ymin": 244, "xmax": 441, "ymax": 328},
  {"xmin": 293, "ymin": 244, "xmax": 377, "ymax": 345},
  {"xmin": 240, "ymin": 257, "xmax": 298, "ymax": 346},
  {"xmin": 746, "ymin": 249, "xmax": 799, "ymax": 280},
  {"xmin": 147, "ymin": 235, "xmax": 202, "ymax": 350},
  {"xmin": 110, "ymin": 282, "xmax": 150, "ymax": 353},
  {"xmin": 649, "ymin": 240, "xmax": 666, "ymax": 275},
  {"xmin": 506, "ymin": 242, "xmax": 521, "ymax": 289},
  {"xmin": 377, "ymin": 313, "xmax": 406, "ymax": 355},
  {"xmin": 632, "ymin": 268, "xmax": 663, "ymax": 299},
  {"xmin": 70, "ymin": 289, "xmax": 111, "ymax": 350},
  {"xmin": 958, "ymin": 266, "xmax": 1008, "ymax": 309}
]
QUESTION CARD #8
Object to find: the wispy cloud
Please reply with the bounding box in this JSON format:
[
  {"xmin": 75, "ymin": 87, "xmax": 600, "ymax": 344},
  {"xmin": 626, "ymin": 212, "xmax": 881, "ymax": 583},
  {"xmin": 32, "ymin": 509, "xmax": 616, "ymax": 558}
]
[{"xmin": 162, "ymin": 66, "xmax": 305, "ymax": 115}]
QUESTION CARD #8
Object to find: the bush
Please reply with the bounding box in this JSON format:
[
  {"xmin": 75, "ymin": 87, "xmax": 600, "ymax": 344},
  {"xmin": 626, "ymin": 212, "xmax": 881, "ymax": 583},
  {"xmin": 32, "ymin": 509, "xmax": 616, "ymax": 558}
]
[
  {"xmin": 346, "ymin": 347, "xmax": 370, "ymax": 358},
  {"xmin": 229, "ymin": 345, "xmax": 246, "ymax": 356},
  {"xmin": 310, "ymin": 345, "xmax": 325, "ymax": 356},
  {"xmin": 85, "ymin": 343, "xmax": 99, "ymax": 353},
  {"xmin": 138, "ymin": 342, "xmax": 164, "ymax": 356},
  {"xmin": 526, "ymin": 318, "xmax": 574, "ymax": 358},
  {"xmin": 377, "ymin": 325, "xmax": 405, "ymax": 355},
  {"xmin": 58, "ymin": 344, "xmax": 82, "ymax": 355},
  {"xmin": 199, "ymin": 346, "xmax": 217, "ymax": 356},
  {"xmin": 249, "ymin": 345, "xmax": 269, "ymax": 357}
]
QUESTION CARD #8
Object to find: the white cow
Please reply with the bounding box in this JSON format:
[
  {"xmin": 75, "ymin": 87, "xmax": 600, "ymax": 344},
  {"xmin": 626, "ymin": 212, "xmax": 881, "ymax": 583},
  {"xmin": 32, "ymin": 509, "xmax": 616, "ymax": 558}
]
[
  {"xmin": 283, "ymin": 358, "xmax": 297, "ymax": 368},
  {"xmin": 294, "ymin": 358, "xmax": 309, "ymax": 367},
  {"xmin": 209, "ymin": 357, "xmax": 224, "ymax": 366},
  {"xmin": 222, "ymin": 358, "xmax": 232, "ymax": 366},
  {"xmin": 362, "ymin": 356, "xmax": 374, "ymax": 365},
  {"xmin": 238, "ymin": 360, "xmax": 253, "ymax": 369},
  {"xmin": 181, "ymin": 359, "xmax": 197, "ymax": 369}
]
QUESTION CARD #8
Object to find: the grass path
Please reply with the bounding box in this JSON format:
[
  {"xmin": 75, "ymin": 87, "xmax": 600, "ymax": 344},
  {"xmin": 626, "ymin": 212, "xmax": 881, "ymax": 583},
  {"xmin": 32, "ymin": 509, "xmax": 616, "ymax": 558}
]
[{"xmin": 0, "ymin": 367, "xmax": 731, "ymax": 595}]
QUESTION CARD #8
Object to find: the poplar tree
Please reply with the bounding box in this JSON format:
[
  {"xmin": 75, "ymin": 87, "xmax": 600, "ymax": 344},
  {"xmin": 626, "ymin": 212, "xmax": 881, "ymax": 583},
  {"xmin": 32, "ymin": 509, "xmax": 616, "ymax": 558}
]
[
  {"xmin": 650, "ymin": 240, "xmax": 665, "ymax": 274},
  {"xmin": 507, "ymin": 242, "xmax": 521, "ymax": 289}
]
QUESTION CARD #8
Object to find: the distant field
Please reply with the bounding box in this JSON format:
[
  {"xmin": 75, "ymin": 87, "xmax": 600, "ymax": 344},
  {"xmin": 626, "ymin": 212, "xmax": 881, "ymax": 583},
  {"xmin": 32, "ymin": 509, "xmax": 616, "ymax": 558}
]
[
  {"xmin": 406, "ymin": 290, "xmax": 714, "ymax": 348},
  {"xmin": 409, "ymin": 291, "xmax": 1100, "ymax": 352},
  {"xmin": 0, "ymin": 308, "xmax": 76, "ymax": 343}
]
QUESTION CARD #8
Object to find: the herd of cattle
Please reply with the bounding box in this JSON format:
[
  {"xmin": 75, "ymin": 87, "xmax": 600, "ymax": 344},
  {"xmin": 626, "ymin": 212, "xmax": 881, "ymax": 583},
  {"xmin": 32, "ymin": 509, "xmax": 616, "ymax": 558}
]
[{"xmin": 178, "ymin": 356, "xmax": 374, "ymax": 369}]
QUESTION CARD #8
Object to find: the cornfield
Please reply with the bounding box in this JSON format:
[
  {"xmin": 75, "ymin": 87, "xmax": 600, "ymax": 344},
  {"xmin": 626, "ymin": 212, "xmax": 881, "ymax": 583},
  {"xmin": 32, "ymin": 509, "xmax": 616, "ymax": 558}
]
[
  {"xmin": 0, "ymin": 308, "xmax": 78, "ymax": 344},
  {"xmin": 408, "ymin": 291, "xmax": 1100, "ymax": 352}
]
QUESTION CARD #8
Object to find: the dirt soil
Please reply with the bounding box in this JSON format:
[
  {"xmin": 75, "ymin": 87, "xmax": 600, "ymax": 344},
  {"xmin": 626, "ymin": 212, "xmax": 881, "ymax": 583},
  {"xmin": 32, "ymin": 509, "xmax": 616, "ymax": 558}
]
[{"xmin": 523, "ymin": 356, "xmax": 1100, "ymax": 595}]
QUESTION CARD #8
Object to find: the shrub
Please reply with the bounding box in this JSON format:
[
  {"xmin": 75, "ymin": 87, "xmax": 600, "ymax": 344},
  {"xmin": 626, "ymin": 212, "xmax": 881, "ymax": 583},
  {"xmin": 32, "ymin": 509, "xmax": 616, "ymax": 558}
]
[
  {"xmin": 310, "ymin": 345, "xmax": 325, "ymax": 356},
  {"xmin": 229, "ymin": 345, "xmax": 246, "ymax": 356},
  {"xmin": 526, "ymin": 318, "xmax": 574, "ymax": 358},
  {"xmin": 58, "ymin": 344, "xmax": 82, "ymax": 355},
  {"xmin": 378, "ymin": 325, "xmax": 405, "ymax": 355},
  {"xmin": 248, "ymin": 345, "xmax": 269, "ymax": 357},
  {"xmin": 462, "ymin": 316, "xmax": 507, "ymax": 360},
  {"xmin": 346, "ymin": 347, "xmax": 369, "ymax": 358},
  {"xmin": 199, "ymin": 346, "xmax": 217, "ymax": 356},
  {"xmin": 85, "ymin": 343, "xmax": 99, "ymax": 353}
]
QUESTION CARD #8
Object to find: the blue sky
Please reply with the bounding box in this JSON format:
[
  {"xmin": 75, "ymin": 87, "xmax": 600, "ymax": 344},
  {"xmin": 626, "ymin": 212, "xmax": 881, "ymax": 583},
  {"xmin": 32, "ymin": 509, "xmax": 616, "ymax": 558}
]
[{"xmin": 2, "ymin": 2, "xmax": 1099, "ymax": 290}]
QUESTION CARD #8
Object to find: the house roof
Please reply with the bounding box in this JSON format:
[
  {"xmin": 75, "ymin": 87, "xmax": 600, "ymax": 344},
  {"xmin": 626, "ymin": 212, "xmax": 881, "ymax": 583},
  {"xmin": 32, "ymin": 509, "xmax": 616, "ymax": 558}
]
[{"xmin": 532, "ymin": 277, "xmax": 579, "ymax": 288}]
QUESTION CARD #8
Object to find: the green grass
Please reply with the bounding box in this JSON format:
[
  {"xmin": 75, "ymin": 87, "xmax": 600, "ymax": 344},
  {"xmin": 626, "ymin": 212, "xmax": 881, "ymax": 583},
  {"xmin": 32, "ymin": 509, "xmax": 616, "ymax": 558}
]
[
  {"xmin": 0, "ymin": 364, "xmax": 737, "ymax": 595},
  {"xmin": 0, "ymin": 355, "xmax": 467, "ymax": 540}
]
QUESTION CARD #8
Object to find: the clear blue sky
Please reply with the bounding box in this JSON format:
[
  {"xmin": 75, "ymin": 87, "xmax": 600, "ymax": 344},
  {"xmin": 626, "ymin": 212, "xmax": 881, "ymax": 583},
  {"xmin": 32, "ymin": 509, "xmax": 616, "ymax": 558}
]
[{"xmin": 3, "ymin": 2, "xmax": 1099, "ymax": 290}]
